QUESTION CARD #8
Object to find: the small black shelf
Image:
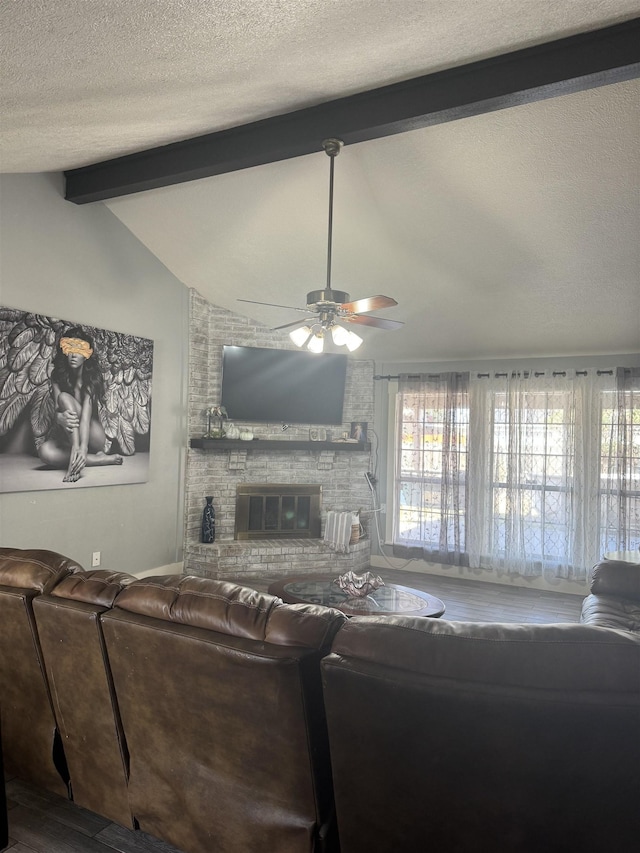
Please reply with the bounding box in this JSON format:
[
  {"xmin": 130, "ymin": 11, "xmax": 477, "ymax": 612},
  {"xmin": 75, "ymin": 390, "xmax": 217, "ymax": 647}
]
[{"xmin": 190, "ymin": 438, "xmax": 370, "ymax": 452}]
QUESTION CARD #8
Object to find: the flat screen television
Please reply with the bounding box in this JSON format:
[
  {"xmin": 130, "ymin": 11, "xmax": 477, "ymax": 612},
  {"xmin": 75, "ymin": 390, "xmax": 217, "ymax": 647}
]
[{"xmin": 221, "ymin": 345, "xmax": 348, "ymax": 425}]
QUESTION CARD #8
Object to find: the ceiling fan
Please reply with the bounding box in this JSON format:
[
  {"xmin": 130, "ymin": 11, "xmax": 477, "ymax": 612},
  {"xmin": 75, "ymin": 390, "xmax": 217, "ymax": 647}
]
[{"xmin": 238, "ymin": 138, "xmax": 403, "ymax": 352}]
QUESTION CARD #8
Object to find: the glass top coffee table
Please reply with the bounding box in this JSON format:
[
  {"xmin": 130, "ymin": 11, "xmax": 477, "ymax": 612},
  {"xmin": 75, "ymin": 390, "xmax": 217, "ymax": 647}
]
[{"xmin": 268, "ymin": 574, "xmax": 445, "ymax": 618}]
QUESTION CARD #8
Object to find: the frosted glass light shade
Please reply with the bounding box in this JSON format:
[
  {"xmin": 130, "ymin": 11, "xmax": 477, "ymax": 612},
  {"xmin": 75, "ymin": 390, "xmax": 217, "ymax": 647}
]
[
  {"xmin": 289, "ymin": 326, "xmax": 312, "ymax": 347},
  {"xmin": 345, "ymin": 329, "xmax": 364, "ymax": 351},
  {"xmin": 307, "ymin": 332, "xmax": 324, "ymax": 353},
  {"xmin": 331, "ymin": 324, "xmax": 349, "ymax": 346}
]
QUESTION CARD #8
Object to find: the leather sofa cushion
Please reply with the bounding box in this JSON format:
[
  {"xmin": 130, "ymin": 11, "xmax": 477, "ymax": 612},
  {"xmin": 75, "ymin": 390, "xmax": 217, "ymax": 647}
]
[
  {"xmin": 34, "ymin": 589, "xmax": 134, "ymax": 828},
  {"xmin": 114, "ymin": 574, "xmax": 345, "ymax": 647},
  {"xmin": 51, "ymin": 569, "xmax": 135, "ymax": 608},
  {"xmin": 0, "ymin": 548, "xmax": 81, "ymax": 593},
  {"xmin": 0, "ymin": 548, "xmax": 75, "ymax": 798},
  {"xmin": 103, "ymin": 578, "xmax": 344, "ymax": 852},
  {"xmin": 590, "ymin": 558, "xmax": 640, "ymax": 602},
  {"xmin": 330, "ymin": 615, "xmax": 640, "ymax": 692},
  {"xmin": 581, "ymin": 592, "xmax": 640, "ymax": 632}
]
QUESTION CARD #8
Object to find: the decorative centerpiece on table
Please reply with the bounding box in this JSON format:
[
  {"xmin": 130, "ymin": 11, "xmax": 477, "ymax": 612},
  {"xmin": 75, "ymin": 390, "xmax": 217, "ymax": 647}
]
[
  {"xmin": 334, "ymin": 570, "xmax": 385, "ymax": 598},
  {"xmin": 204, "ymin": 405, "xmax": 228, "ymax": 439}
]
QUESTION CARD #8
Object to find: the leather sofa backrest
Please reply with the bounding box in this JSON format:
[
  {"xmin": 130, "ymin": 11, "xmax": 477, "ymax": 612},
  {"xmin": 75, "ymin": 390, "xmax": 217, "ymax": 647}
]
[
  {"xmin": 34, "ymin": 569, "xmax": 136, "ymax": 827},
  {"xmin": 581, "ymin": 558, "xmax": 640, "ymax": 631},
  {"xmin": 322, "ymin": 615, "xmax": 640, "ymax": 853},
  {"xmin": 102, "ymin": 575, "xmax": 346, "ymax": 853},
  {"xmin": 0, "ymin": 548, "xmax": 81, "ymax": 797},
  {"xmin": 590, "ymin": 558, "xmax": 640, "ymax": 602}
]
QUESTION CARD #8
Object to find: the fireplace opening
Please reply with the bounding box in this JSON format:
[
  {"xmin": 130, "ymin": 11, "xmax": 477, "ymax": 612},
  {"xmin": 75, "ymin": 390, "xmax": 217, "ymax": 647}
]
[{"xmin": 235, "ymin": 484, "xmax": 321, "ymax": 539}]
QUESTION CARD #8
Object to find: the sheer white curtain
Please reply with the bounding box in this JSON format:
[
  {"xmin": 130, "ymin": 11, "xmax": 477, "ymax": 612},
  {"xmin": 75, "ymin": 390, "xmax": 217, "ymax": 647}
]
[
  {"xmin": 392, "ymin": 367, "xmax": 637, "ymax": 580},
  {"xmin": 468, "ymin": 370, "xmax": 610, "ymax": 581},
  {"xmin": 393, "ymin": 372, "xmax": 469, "ymax": 565},
  {"xmin": 599, "ymin": 367, "xmax": 640, "ymax": 554}
]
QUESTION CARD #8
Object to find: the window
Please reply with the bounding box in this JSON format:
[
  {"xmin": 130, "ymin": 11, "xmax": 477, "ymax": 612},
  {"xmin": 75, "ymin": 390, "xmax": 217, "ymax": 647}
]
[
  {"xmin": 486, "ymin": 386, "xmax": 576, "ymax": 571},
  {"xmin": 599, "ymin": 381, "xmax": 640, "ymax": 554},
  {"xmin": 391, "ymin": 368, "xmax": 639, "ymax": 580},
  {"xmin": 393, "ymin": 373, "xmax": 468, "ymax": 565}
]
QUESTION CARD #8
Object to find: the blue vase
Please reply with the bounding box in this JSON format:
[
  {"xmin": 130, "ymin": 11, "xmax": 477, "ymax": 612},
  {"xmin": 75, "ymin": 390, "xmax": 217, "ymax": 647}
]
[{"xmin": 201, "ymin": 496, "xmax": 215, "ymax": 543}]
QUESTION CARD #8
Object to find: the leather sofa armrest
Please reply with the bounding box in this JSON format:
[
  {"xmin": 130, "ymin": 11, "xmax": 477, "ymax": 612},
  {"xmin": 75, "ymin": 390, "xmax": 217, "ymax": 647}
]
[
  {"xmin": 581, "ymin": 592, "xmax": 640, "ymax": 632},
  {"xmin": 0, "ymin": 548, "xmax": 82, "ymax": 593},
  {"xmin": 590, "ymin": 559, "xmax": 640, "ymax": 603}
]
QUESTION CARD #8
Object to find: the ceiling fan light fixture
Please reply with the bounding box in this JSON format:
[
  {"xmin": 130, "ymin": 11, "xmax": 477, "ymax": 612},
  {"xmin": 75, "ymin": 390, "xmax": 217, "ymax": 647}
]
[
  {"xmin": 246, "ymin": 138, "xmax": 401, "ymax": 349},
  {"xmin": 289, "ymin": 325, "xmax": 313, "ymax": 347}
]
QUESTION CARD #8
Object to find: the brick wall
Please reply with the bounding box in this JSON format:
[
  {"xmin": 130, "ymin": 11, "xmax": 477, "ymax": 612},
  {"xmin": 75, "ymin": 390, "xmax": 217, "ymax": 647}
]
[{"xmin": 184, "ymin": 289, "xmax": 374, "ymax": 579}]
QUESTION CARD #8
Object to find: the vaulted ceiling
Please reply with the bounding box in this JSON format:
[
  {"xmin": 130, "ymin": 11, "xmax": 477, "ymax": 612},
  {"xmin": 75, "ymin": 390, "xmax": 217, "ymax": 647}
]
[{"xmin": 2, "ymin": 1, "xmax": 639, "ymax": 362}]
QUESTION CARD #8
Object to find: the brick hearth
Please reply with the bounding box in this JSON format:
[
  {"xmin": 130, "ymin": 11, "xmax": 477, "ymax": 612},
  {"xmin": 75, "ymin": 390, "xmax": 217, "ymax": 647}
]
[{"xmin": 185, "ymin": 537, "xmax": 370, "ymax": 580}]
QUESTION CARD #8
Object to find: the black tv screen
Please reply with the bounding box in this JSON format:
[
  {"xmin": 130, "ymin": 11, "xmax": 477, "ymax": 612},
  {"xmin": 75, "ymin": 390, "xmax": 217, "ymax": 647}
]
[{"xmin": 221, "ymin": 346, "xmax": 348, "ymax": 425}]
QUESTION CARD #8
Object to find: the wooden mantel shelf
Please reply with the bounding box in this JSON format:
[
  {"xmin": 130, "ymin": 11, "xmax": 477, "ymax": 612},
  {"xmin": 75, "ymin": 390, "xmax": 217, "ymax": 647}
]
[{"xmin": 190, "ymin": 438, "xmax": 370, "ymax": 452}]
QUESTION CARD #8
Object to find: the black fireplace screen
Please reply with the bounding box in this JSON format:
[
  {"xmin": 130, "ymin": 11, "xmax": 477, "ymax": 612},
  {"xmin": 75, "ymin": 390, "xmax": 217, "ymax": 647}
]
[{"xmin": 236, "ymin": 485, "xmax": 321, "ymax": 539}]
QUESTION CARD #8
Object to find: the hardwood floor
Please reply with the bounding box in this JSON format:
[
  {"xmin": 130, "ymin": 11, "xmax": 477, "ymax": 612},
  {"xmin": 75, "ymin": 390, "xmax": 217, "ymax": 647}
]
[
  {"xmin": 376, "ymin": 569, "xmax": 583, "ymax": 623},
  {"xmin": 4, "ymin": 778, "xmax": 181, "ymax": 853},
  {"xmin": 233, "ymin": 568, "xmax": 584, "ymax": 624},
  {"xmin": 3, "ymin": 572, "xmax": 582, "ymax": 852}
]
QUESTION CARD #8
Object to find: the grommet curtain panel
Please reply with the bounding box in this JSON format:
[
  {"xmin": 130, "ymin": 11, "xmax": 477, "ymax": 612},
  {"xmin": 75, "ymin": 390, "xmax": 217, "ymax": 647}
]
[
  {"xmin": 393, "ymin": 372, "xmax": 470, "ymax": 567},
  {"xmin": 393, "ymin": 368, "xmax": 639, "ymax": 580}
]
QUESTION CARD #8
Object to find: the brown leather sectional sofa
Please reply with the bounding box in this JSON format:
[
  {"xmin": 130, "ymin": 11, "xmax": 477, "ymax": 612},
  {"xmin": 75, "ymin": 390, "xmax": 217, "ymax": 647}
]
[
  {"xmin": 1, "ymin": 549, "xmax": 639, "ymax": 853},
  {"xmin": 0, "ymin": 548, "xmax": 346, "ymax": 853}
]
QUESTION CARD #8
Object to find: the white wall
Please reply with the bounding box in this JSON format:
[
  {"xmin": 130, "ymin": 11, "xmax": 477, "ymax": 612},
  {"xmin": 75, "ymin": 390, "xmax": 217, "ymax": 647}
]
[{"xmin": 0, "ymin": 173, "xmax": 189, "ymax": 574}]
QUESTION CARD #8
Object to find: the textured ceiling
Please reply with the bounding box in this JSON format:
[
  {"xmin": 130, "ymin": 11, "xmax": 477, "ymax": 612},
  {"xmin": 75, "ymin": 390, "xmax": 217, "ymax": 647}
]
[{"xmin": 1, "ymin": 1, "xmax": 639, "ymax": 362}]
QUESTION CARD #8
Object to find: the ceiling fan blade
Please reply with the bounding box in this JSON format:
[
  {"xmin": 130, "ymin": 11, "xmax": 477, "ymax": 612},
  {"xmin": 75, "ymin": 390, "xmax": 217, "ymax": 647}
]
[
  {"xmin": 237, "ymin": 298, "xmax": 309, "ymax": 313},
  {"xmin": 271, "ymin": 318, "xmax": 315, "ymax": 331},
  {"xmin": 340, "ymin": 295, "xmax": 398, "ymax": 314},
  {"xmin": 346, "ymin": 314, "xmax": 404, "ymax": 330}
]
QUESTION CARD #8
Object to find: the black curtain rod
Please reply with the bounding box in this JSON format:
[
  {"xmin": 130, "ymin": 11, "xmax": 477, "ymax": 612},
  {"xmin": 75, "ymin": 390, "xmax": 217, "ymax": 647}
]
[
  {"xmin": 374, "ymin": 373, "xmax": 465, "ymax": 380},
  {"xmin": 374, "ymin": 369, "xmax": 620, "ymax": 380}
]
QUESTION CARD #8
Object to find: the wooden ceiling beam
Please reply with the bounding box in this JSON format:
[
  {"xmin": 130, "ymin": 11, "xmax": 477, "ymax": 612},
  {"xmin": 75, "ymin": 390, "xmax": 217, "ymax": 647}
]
[{"xmin": 65, "ymin": 18, "xmax": 640, "ymax": 204}]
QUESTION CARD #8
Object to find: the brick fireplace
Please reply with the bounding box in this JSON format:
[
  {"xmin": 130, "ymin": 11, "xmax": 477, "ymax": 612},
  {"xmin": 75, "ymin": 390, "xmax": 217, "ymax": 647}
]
[{"xmin": 183, "ymin": 290, "xmax": 374, "ymax": 580}]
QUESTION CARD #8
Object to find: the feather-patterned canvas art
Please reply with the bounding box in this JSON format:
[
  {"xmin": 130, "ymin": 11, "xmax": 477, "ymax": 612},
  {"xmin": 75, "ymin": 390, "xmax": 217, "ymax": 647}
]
[{"xmin": 0, "ymin": 307, "xmax": 153, "ymax": 492}]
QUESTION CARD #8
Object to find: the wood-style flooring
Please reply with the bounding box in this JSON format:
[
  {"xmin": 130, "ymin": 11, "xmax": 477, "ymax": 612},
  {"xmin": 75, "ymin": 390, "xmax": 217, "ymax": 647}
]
[
  {"xmin": 3, "ymin": 777, "xmax": 180, "ymax": 853},
  {"xmin": 234, "ymin": 567, "xmax": 584, "ymax": 624},
  {"xmin": 3, "ymin": 571, "xmax": 582, "ymax": 852}
]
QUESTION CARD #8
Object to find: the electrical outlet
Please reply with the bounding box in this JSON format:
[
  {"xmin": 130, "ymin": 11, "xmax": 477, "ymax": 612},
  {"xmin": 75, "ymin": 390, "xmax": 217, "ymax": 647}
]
[
  {"xmin": 91, "ymin": 551, "xmax": 101, "ymax": 567},
  {"xmin": 380, "ymin": 503, "xmax": 387, "ymax": 513}
]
